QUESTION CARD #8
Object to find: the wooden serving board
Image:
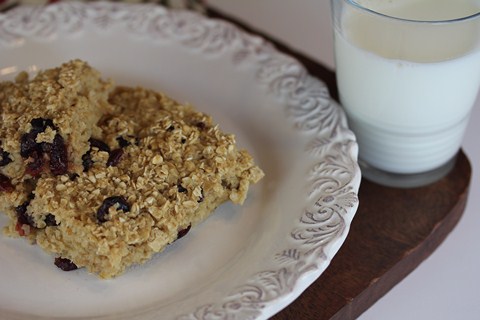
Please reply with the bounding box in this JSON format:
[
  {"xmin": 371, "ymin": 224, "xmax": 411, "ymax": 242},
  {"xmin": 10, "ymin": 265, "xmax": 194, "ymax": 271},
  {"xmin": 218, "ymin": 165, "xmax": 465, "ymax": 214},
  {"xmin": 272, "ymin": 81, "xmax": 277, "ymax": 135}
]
[
  {"xmin": 207, "ymin": 8, "xmax": 472, "ymax": 320},
  {"xmin": 274, "ymin": 152, "xmax": 470, "ymax": 320}
]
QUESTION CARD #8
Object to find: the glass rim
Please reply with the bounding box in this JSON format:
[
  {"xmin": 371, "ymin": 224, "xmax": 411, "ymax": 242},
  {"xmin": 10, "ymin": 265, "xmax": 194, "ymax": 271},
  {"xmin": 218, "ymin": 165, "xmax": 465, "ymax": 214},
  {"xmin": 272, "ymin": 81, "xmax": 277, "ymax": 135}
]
[{"xmin": 345, "ymin": 0, "xmax": 480, "ymax": 24}]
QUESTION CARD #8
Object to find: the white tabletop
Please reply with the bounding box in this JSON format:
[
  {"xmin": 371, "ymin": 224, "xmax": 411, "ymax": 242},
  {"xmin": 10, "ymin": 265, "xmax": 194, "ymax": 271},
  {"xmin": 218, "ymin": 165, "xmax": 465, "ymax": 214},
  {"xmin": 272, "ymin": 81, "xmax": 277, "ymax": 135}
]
[{"xmin": 209, "ymin": 1, "xmax": 480, "ymax": 319}]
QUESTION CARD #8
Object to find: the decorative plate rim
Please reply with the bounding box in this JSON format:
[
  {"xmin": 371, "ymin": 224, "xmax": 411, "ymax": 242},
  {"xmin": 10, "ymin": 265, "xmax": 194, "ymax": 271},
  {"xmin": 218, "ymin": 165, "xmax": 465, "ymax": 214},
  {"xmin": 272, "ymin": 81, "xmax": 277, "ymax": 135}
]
[{"xmin": 0, "ymin": 2, "xmax": 361, "ymax": 319}]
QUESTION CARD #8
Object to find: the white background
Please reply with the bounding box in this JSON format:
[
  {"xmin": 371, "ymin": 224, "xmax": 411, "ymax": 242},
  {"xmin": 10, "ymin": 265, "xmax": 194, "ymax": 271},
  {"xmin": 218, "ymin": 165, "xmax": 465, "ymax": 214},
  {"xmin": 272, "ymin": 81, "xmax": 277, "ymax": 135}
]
[{"xmin": 209, "ymin": 1, "xmax": 480, "ymax": 319}]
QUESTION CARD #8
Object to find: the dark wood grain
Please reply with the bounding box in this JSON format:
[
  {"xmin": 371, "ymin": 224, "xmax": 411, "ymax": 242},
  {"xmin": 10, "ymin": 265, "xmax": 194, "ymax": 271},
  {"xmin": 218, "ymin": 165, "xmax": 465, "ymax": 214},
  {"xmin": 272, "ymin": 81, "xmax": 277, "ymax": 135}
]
[{"xmin": 207, "ymin": 7, "xmax": 472, "ymax": 320}]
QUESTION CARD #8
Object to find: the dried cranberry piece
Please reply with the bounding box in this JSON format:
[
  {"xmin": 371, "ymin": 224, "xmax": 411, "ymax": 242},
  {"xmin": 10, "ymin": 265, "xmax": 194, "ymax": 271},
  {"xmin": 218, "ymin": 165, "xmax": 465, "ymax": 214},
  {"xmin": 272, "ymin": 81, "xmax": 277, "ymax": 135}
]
[
  {"xmin": 49, "ymin": 134, "xmax": 68, "ymax": 175},
  {"xmin": 134, "ymin": 137, "xmax": 140, "ymax": 146},
  {"xmin": 69, "ymin": 173, "xmax": 79, "ymax": 181},
  {"xmin": 15, "ymin": 196, "xmax": 35, "ymax": 228},
  {"xmin": 177, "ymin": 184, "xmax": 187, "ymax": 193},
  {"xmin": 40, "ymin": 141, "xmax": 52, "ymax": 153},
  {"xmin": 54, "ymin": 257, "xmax": 78, "ymax": 271},
  {"xmin": 44, "ymin": 214, "xmax": 58, "ymax": 226},
  {"xmin": 89, "ymin": 138, "xmax": 110, "ymax": 153},
  {"xmin": 15, "ymin": 222, "xmax": 26, "ymax": 237},
  {"xmin": 83, "ymin": 139, "xmax": 110, "ymax": 172},
  {"xmin": 20, "ymin": 132, "xmax": 39, "ymax": 158},
  {"xmin": 21, "ymin": 138, "xmax": 43, "ymax": 176},
  {"xmin": 30, "ymin": 118, "xmax": 45, "ymax": 130},
  {"xmin": 0, "ymin": 174, "xmax": 14, "ymax": 192},
  {"xmin": 25, "ymin": 150, "xmax": 44, "ymax": 177},
  {"xmin": 196, "ymin": 122, "xmax": 206, "ymax": 130},
  {"xmin": 177, "ymin": 224, "xmax": 191, "ymax": 239},
  {"xmin": 0, "ymin": 148, "xmax": 12, "ymax": 166},
  {"xmin": 20, "ymin": 118, "xmax": 69, "ymax": 177},
  {"xmin": 82, "ymin": 152, "xmax": 94, "ymax": 172},
  {"xmin": 97, "ymin": 196, "xmax": 130, "ymax": 223},
  {"xmin": 116, "ymin": 136, "xmax": 130, "ymax": 148},
  {"xmin": 21, "ymin": 118, "xmax": 56, "ymax": 159},
  {"xmin": 31, "ymin": 118, "xmax": 54, "ymax": 132},
  {"xmin": 107, "ymin": 148, "xmax": 124, "ymax": 167}
]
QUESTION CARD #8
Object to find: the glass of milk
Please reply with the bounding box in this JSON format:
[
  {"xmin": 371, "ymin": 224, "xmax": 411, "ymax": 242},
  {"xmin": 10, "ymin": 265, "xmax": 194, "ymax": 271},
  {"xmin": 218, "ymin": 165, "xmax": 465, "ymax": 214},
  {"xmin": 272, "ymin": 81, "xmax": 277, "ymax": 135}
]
[{"xmin": 331, "ymin": 0, "xmax": 480, "ymax": 187}]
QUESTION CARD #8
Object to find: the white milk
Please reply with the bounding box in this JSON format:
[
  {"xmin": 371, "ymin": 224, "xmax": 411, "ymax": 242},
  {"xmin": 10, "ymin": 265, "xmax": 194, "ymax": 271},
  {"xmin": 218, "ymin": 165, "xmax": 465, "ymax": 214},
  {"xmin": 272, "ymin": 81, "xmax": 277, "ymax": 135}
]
[{"xmin": 334, "ymin": 0, "xmax": 480, "ymax": 174}]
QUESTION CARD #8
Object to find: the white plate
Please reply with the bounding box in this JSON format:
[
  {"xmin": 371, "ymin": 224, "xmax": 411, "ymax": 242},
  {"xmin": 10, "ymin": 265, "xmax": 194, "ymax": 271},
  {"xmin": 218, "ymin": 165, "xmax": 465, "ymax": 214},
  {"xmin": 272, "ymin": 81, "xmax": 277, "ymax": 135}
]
[{"xmin": 0, "ymin": 2, "xmax": 361, "ymax": 319}]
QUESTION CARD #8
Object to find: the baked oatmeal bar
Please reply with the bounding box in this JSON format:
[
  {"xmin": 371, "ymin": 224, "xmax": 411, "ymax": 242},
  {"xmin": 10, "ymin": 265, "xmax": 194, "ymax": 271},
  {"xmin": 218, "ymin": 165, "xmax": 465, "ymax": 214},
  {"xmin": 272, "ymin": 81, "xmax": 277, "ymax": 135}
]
[
  {"xmin": 1, "ymin": 78, "xmax": 263, "ymax": 278},
  {"xmin": 0, "ymin": 60, "xmax": 113, "ymax": 238}
]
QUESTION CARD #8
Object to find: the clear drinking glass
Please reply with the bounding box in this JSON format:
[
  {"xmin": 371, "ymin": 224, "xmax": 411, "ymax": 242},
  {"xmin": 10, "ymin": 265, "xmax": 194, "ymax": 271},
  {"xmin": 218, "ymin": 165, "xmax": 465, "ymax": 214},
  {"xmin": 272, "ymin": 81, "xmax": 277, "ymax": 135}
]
[{"xmin": 331, "ymin": 0, "xmax": 480, "ymax": 187}]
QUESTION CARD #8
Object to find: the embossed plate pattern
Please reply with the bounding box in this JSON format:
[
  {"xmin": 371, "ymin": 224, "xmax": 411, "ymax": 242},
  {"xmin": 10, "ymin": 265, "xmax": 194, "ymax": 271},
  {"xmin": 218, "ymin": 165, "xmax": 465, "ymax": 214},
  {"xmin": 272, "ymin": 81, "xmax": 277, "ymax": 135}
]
[{"xmin": 0, "ymin": 2, "xmax": 360, "ymax": 319}]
